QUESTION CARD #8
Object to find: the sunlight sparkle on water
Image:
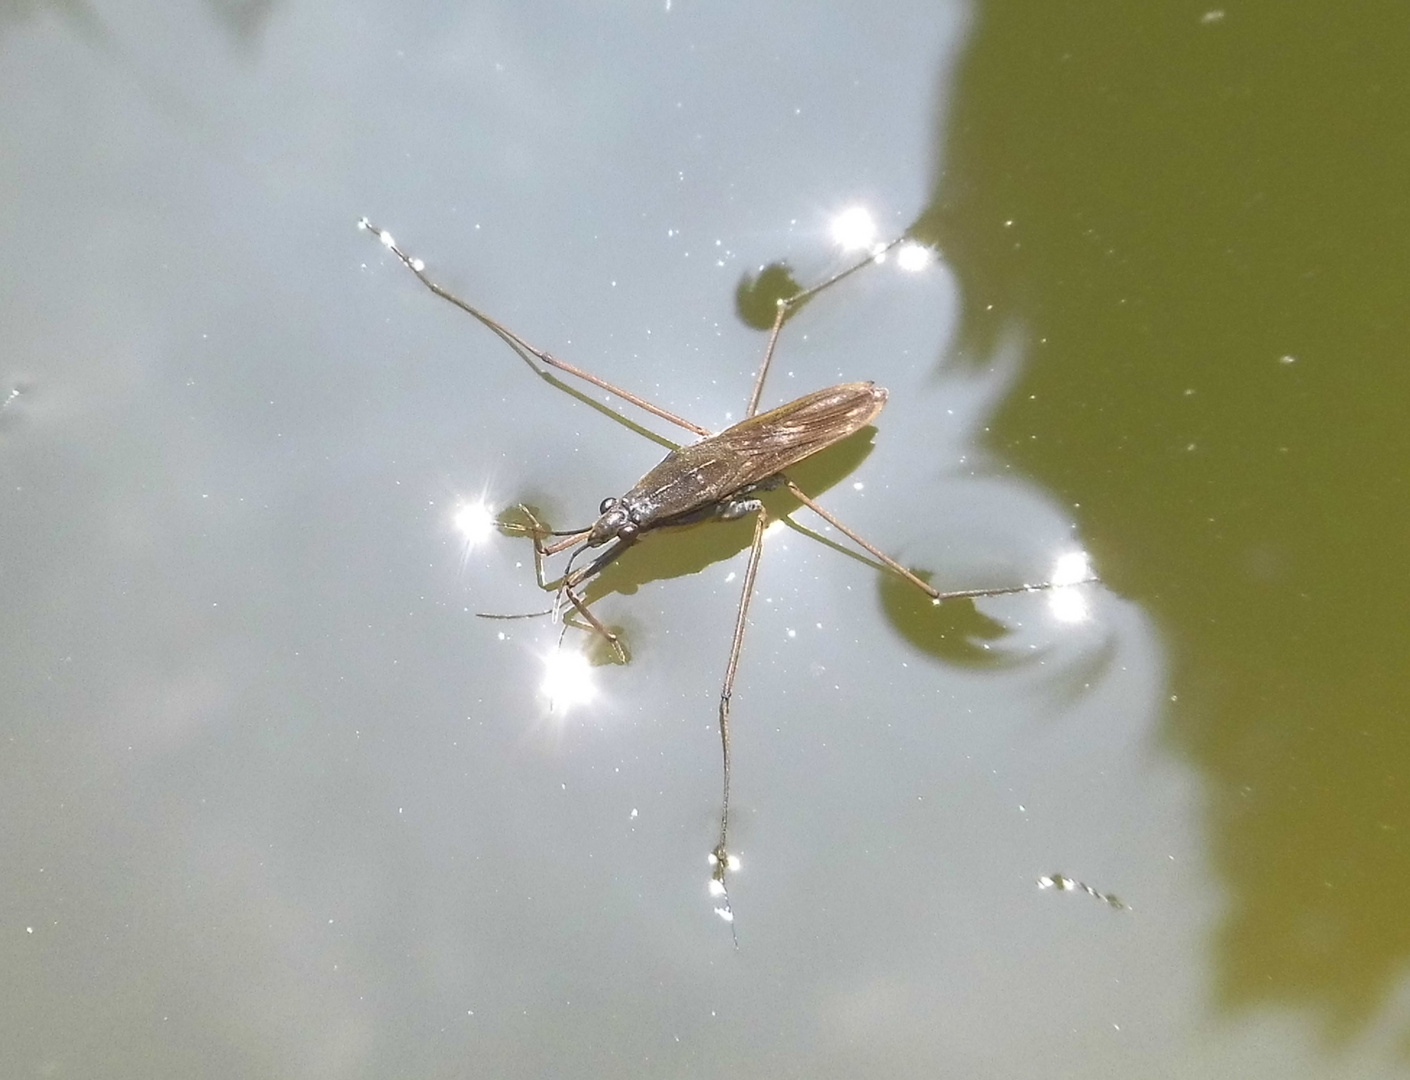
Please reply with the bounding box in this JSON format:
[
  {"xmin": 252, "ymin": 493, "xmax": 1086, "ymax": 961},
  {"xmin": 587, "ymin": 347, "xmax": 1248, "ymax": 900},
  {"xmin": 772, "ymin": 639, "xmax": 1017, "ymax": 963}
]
[
  {"xmin": 707, "ymin": 851, "xmax": 741, "ymax": 921},
  {"xmin": 830, "ymin": 207, "xmax": 878, "ymax": 251},
  {"xmin": 896, "ymin": 242, "xmax": 935, "ymax": 272},
  {"xmin": 453, "ymin": 501, "xmax": 497, "ymax": 546},
  {"xmin": 540, "ymin": 648, "xmax": 597, "ymax": 713},
  {"xmin": 1047, "ymin": 550, "xmax": 1094, "ymax": 623},
  {"xmin": 708, "ymin": 852, "xmax": 742, "ymax": 881}
]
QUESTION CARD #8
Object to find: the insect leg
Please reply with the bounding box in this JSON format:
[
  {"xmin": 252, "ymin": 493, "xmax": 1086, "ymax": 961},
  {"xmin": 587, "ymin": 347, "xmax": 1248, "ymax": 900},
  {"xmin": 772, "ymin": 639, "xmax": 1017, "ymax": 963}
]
[
  {"xmin": 783, "ymin": 479, "xmax": 1098, "ymax": 601},
  {"xmin": 495, "ymin": 506, "xmax": 591, "ymax": 589},
  {"xmin": 702, "ymin": 235, "xmax": 910, "ymax": 938},
  {"xmin": 782, "ymin": 480, "xmax": 942, "ymax": 598},
  {"xmin": 360, "ymin": 220, "xmax": 710, "ymax": 438},
  {"xmin": 533, "ymin": 529, "xmax": 593, "ymax": 588},
  {"xmin": 745, "ymin": 236, "xmax": 907, "ymax": 418},
  {"xmin": 710, "ymin": 506, "xmax": 767, "ymax": 948},
  {"xmin": 550, "ymin": 538, "xmax": 640, "ymax": 664},
  {"xmin": 558, "ymin": 577, "xmax": 628, "ymax": 664}
]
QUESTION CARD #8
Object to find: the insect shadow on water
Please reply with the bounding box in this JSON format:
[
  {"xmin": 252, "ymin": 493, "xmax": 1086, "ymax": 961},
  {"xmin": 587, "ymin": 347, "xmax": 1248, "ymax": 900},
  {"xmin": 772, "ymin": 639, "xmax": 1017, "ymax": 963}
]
[{"xmin": 359, "ymin": 216, "xmax": 1096, "ymax": 945}]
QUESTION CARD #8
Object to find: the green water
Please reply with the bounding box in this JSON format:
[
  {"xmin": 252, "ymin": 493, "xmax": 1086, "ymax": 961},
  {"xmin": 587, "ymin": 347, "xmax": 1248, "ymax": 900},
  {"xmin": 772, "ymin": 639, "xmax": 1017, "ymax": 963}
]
[{"xmin": 917, "ymin": 0, "xmax": 1410, "ymax": 1037}]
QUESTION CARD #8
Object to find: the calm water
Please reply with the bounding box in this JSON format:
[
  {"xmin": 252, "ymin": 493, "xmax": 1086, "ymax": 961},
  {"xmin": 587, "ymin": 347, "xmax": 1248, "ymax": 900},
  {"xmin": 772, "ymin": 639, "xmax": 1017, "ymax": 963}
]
[{"xmin": 2, "ymin": 1, "xmax": 1407, "ymax": 1077}]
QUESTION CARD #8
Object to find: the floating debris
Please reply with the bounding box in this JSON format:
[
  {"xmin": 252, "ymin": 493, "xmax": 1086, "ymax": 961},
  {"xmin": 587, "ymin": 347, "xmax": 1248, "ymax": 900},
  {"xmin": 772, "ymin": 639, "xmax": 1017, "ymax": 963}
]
[{"xmin": 1037, "ymin": 873, "xmax": 1127, "ymax": 910}]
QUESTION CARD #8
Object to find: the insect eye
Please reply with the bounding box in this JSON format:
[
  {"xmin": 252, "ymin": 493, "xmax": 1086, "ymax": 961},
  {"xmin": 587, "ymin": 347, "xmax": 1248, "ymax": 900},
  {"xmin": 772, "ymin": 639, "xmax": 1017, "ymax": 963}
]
[
  {"xmin": 618, "ymin": 521, "xmax": 639, "ymax": 542},
  {"xmin": 600, "ymin": 497, "xmax": 617, "ymax": 515}
]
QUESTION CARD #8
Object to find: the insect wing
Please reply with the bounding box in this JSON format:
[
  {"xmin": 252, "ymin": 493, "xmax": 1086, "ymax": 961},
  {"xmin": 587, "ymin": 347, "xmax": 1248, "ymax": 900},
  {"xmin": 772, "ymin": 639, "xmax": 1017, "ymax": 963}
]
[
  {"xmin": 623, "ymin": 382, "xmax": 887, "ymax": 522},
  {"xmin": 709, "ymin": 381, "xmax": 887, "ymax": 472}
]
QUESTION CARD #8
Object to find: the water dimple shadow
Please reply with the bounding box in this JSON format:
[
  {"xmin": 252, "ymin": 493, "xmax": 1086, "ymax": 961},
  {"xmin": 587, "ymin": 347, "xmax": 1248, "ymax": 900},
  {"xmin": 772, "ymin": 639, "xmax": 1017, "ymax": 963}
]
[{"xmin": 878, "ymin": 569, "xmax": 1019, "ymax": 670}]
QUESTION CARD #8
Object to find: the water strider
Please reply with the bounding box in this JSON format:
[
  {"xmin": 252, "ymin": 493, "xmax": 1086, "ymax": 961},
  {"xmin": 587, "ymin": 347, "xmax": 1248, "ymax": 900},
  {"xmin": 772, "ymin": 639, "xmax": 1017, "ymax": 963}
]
[{"xmin": 359, "ymin": 216, "xmax": 1095, "ymax": 943}]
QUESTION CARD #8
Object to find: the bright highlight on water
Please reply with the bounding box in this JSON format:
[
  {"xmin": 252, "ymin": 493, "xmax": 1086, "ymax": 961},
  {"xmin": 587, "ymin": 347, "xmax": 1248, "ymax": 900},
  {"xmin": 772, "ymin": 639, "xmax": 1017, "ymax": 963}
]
[
  {"xmin": 539, "ymin": 648, "xmax": 597, "ymax": 713},
  {"xmin": 830, "ymin": 206, "xmax": 878, "ymax": 251},
  {"xmin": 454, "ymin": 501, "xmax": 497, "ymax": 546},
  {"xmin": 1047, "ymin": 551, "xmax": 1094, "ymax": 624}
]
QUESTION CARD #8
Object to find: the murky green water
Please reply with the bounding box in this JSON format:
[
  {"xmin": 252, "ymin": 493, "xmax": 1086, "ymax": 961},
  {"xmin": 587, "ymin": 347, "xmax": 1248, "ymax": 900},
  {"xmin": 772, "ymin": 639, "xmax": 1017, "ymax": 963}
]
[{"xmin": 920, "ymin": 0, "xmax": 1410, "ymax": 1046}]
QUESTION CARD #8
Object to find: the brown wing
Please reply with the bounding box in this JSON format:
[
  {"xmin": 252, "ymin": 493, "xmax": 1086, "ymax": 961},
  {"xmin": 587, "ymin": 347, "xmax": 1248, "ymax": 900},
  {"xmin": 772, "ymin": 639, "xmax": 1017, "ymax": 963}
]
[{"xmin": 621, "ymin": 382, "xmax": 886, "ymax": 522}]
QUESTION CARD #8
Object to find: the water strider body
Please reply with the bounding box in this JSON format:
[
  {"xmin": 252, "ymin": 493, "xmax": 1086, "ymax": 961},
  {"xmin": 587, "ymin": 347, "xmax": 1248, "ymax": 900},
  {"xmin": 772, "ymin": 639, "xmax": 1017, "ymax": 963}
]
[
  {"xmin": 571, "ymin": 381, "xmax": 887, "ymax": 578},
  {"xmin": 359, "ymin": 217, "xmax": 1093, "ymax": 945},
  {"xmin": 588, "ymin": 381, "xmax": 885, "ymax": 544}
]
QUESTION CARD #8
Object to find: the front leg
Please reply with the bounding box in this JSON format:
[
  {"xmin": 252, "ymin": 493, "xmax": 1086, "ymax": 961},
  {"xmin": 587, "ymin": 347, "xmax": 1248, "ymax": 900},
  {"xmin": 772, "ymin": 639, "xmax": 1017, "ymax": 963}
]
[
  {"xmin": 497, "ymin": 504, "xmax": 591, "ymax": 590},
  {"xmin": 555, "ymin": 537, "xmax": 637, "ymax": 665}
]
